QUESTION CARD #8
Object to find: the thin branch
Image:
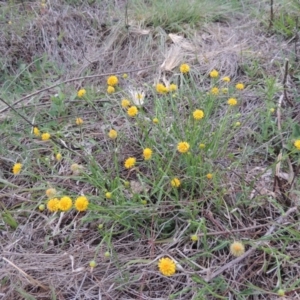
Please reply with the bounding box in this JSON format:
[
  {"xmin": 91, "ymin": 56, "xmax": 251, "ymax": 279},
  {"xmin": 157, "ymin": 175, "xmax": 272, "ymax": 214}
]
[
  {"xmin": 205, "ymin": 206, "xmax": 298, "ymax": 282},
  {"xmin": 0, "ymin": 64, "xmax": 157, "ymax": 114}
]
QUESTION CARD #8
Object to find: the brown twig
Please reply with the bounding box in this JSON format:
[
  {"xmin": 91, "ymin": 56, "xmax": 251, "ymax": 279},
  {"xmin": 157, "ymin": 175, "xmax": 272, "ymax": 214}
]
[
  {"xmin": 0, "ymin": 64, "xmax": 157, "ymax": 114},
  {"xmin": 205, "ymin": 206, "xmax": 297, "ymax": 282},
  {"xmin": 268, "ymin": 0, "xmax": 274, "ymax": 30},
  {"xmin": 2, "ymin": 256, "xmax": 49, "ymax": 291}
]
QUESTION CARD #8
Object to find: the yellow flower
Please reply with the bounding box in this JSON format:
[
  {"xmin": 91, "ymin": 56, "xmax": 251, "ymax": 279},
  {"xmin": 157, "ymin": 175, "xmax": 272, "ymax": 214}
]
[
  {"xmin": 177, "ymin": 142, "xmax": 190, "ymax": 153},
  {"xmin": 191, "ymin": 234, "xmax": 198, "ymax": 241},
  {"xmin": 180, "ymin": 63, "xmax": 190, "ymax": 74},
  {"xmin": 169, "ymin": 84, "xmax": 178, "ymax": 92},
  {"xmin": 59, "ymin": 196, "xmax": 73, "ymax": 211},
  {"xmin": 47, "ymin": 198, "xmax": 60, "ymax": 212},
  {"xmin": 158, "ymin": 257, "xmax": 176, "ymax": 276},
  {"xmin": 171, "ymin": 178, "xmax": 181, "ymax": 188},
  {"xmin": 156, "ymin": 83, "xmax": 168, "ymax": 94},
  {"xmin": 199, "ymin": 143, "xmax": 206, "ymax": 149},
  {"xmin": 122, "ymin": 73, "xmax": 128, "ymax": 79},
  {"xmin": 127, "ymin": 106, "xmax": 138, "ymax": 117},
  {"xmin": 107, "ymin": 86, "xmax": 115, "ymax": 94},
  {"xmin": 74, "ymin": 196, "xmax": 89, "ymax": 212},
  {"xmin": 227, "ymin": 98, "xmax": 238, "ymax": 106},
  {"xmin": 230, "ymin": 241, "xmax": 245, "ymax": 257},
  {"xmin": 222, "ymin": 76, "xmax": 230, "ymax": 82},
  {"xmin": 77, "ymin": 88, "xmax": 86, "ymax": 98},
  {"xmin": 107, "ymin": 75, "xmax": 118, "ymax": 86},
  {"xmin": 153, "ymin": 118, "xmax": 159, "ymax": 124},
  {"xmin": 56, "ymin": 153, "xmax": 62, "ymax": 161},
  {"xmin": 46, "ymin": 188, "xmax": 57, "ymax": 198},
  {"xmin": 236, "ymin": 83, "xmax": 245, "ymax": 90},
  {"xmin": 143, "ymin": 148, "xmax": 152, "ymax": 160},
  {"xmin": 33, "ymin": 127, "xmax": 40, "ymax": 136},
  {"xmin": 41, "ymin": 132, "xmax": 51, "ymax": 141},
  {"xmin": 108, "ymin": 129, "xmax": 118, "ymax": 139},
  {"xmin": 105, "ymin": 192, "xmax": 112, "ymax": 199},
  {"xmin": 210, "ymin": 87, "xmax": 219, "ymax": 95},
  {"xmin": 12, "ymin": 163, "xmax": 22, "ymax": 175},
  {"xmin": 121, "ymin": 99, "xmax": 131, "ymax": 108},
  {"xmin": 124, "ymin": 157, "xmax": 136, "ymax": 169},
  {"xmin": 210, "ymin": 69, "xmax": 219, "ymax": 78},
  {"xmin": 193, "ymin": 109, "xmax": 204, "ymax": 120},
  {"xmin": 76, "ymin": 118, "xmax": 83, "ymax": 125},
  {"xmin": 206, "ymin": 173, "xmax": 213, "ymax": 179},
  {"xmin": 294, "ymin": 140, "xmax": 300, "ymax": 150}
]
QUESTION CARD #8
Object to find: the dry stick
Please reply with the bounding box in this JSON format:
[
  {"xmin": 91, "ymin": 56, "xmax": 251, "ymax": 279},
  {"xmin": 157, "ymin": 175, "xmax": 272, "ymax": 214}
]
[
  {"xmin": 1, "ymin": 256, "xmax": 49, "ymax": 290},
  {"xmin": 268, "ymin": 0, "xmax": 274, "ymax": 30},
  {"xmin": 205, "ymin": 206, "xmax": 297, "ymax": 282},
  {"xmin": 0, "ymin": 64, "xmax": 157, "ymax": 114}
]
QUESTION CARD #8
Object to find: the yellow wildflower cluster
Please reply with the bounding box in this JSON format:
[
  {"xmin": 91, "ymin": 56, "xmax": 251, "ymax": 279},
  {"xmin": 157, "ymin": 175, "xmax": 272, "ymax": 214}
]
[
  {"xmin": 47, "ymin": 196, "xmax": 89, "ymax": 212},
  {"xmin": 107, "ymin": 75, "xmax": 118, "ymax": 94},
  {"xmin": 180, "ymin": 63, "xmax": 190, "ymax": 74},
  {"xmin": 12, "ymin": 163, "xmax": 22, "ymax": 175},
  {"xmin": 177, "ymin": 142, "xmax": 190, "ymax": 153},
  {"xmin": 156, "ymin": 83, "xmax": 178, "ymax": 94}
]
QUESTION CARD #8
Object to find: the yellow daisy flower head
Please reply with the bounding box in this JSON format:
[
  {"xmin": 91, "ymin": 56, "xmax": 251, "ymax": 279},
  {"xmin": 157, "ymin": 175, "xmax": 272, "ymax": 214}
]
[
  {"xmin": 59, "ymin": 196, "xmax": 73, "ymax": 211},
  {"xmin": 230, "ymin": 241, "xmax": 245, "ymax": 257},
  {"xmin": 41, "ymin": 132, "xmax": 51, "ymax": 141},
  {"xmin": 236, "ymin": 83, "xmax": 245, "ymax": 90},
  {"xmin": 171, "ymin": 177, "xmax": 181, "ymax": 188},
  {"xmin": 209, "ymin": 69, "xmax": 219, "ymax": 78},
  {"xmin": 121, "ymin": 99, "xmax": 131, "ymax": 109},
  {"xmin": 56, "ymin": 153, "xmax": 62, "ymax": 161},
  {"xmin": 105, "ymin": 192, "xmax": 112, "ymax": 199},
  {"xmin": 107, "ymin": 86, "xmax": 115, "ymax": 94},
  {"xmin": 127, "ymin": 106, "xmax": 138, "ymax": 117},
  {"xmin": 153, "ymin": 118, "xmax": 159, "ymax": 124},
  {"xmin": 77, "ymin": 88, "xmax": 86, "ymax": 98},
  {"xmin": 74, "ymin": 196, "xmax": 89, "ymax": 212},
  {"xmin": 156, "ymin": 83, "xmax": 168, "ymax": 94},
  {"xmin": 107, "ymin": 75, "xmax": 118, "ymax": 87},
  {"xmin": 210, "ymin": 87, "xmax": 219, "ymax": 95},
  {"xmin": 206, "ymin": 173, "xmax": 213, "ymax": 179},
  {"xmin": 12, "ymin": 163, "xmax": 22, "ymax": 175},
  {"xmin": 177, "ymin": 141, "xmax": 190, "ymax": 153},
  {"xmin": 33, "ymin": 127, "xmax": 40, "ymax": 136},
  {"xmin": 76, "ymin": 117, "xmax": 83, "ymax": 126},
  {"xmin": 158, "ymin": 257, "xmax": 176, "ymax": 276},
  {"xmin": 222, "ymin": 76, "xmax": 230, "ymax": 82},
  {"xmin": 47, "ymin": 198, "xmax": 60, "ymax": 212},
  {"xmin": 169, "ymin": 84, "xmax": 178, "ymax": 92},
  {"xmin": 227, "ymin": 98, "xmax": 238, "ymax": 106},
  {"xmin": 143, "ymin": 148, "xmax": 152, "ymax": 160},
  {"xmin": 191, "ymin": 234, "xmax": 198, "ymax": 242},
  {"xmin": 46, "ymin": 188, "xmax": 57, "ymax": 198},
  {"xmin": 108, "ymin": 129, "xmax": 118, "ymax": 139},
  {"xmin": 294, "ymin": 140, "xmax": 300, "ymax": 150},
  {"xmin": 199, "ymin": 143, "xmax": 206, "ymax": 149},
  {"xmin": 124, "ymin": 157, "xmax": 136, "ymax": 169},
  {"xmin": 180, "ymin": 63, "xmax": 190, "ymax": 74},
  {"xmin": 193, "ymin": 109, "xmax": 204, "ymax": 120}
]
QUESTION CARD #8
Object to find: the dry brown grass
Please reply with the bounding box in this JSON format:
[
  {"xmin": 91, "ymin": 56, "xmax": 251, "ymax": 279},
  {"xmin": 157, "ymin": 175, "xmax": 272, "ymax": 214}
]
[{"xmin": 1, "ymin": 0, "xmax": 300, "ymax": 299}]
